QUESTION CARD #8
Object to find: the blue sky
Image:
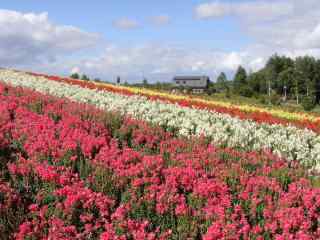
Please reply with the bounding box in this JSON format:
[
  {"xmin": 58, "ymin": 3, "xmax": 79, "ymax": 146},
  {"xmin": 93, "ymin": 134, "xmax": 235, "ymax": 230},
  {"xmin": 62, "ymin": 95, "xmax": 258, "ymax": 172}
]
[
  {"xmin": 0, "ymin": 1, "xmax": 320, "ymax": 82},
  {"xmin": 1, "ymin": 0, "xmax": 251, "ymax": 50}
]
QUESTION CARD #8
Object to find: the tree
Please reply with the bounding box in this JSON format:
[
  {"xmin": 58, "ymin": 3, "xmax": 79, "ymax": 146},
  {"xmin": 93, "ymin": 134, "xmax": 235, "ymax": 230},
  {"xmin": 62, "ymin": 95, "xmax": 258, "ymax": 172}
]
[
  {"xmin": 116, "ymin": 76, "xmax": 121, "ymax": 85},
  {"xmin": 239, "ymin": 85, "xmax": 254, "ymax": 98},
  {"xmin": 233, "ymin": 66, "xmax": 248, "ymax": 95},
  {"xmin": 70, "ymin": 73, "xmax": 79, "ymax": 79},
  {"xmin": 233, "ymin": 66, "xmax": 247, "ymax": 87},
  {"xmin": 265, "ymin": 54, "xmax": 294, "ymax": 95},
  {"xmin": 295, "ymin": 56, "xmax": 316, "ymax": 96},
  {"xmin": 216, "ymin": 72, "xmax": 228, "ymax": 92},
  {"xmin": 81, "ymin": 74, "xmax": 90, "ymax": 81},
  {"xmin": 247, "ymin": 71, "xmax": 266, "ymax": 94},
  {"xmin": 277, "ymin": 67, "xmax": 295, "ymax": 100},
  {"xmin": 314, "ymin": 60, "xmax": 320, "ymax": 103},
  {"xmin": 207, "ymin": 80, "xmax": 216, "ymax": 95},
  {"xmin": 142, "ymin": 78, "xmax": 148, "ymax": 86}
]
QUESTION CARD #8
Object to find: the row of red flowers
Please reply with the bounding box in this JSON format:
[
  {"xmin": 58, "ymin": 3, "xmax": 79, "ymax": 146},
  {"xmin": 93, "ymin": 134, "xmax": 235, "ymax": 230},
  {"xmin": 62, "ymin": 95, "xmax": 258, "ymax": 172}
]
[
  {"xmin": 1, "ymin": 83, "xmax": 320, "ymax": 239},
  {"xmin": 28, "ymin": 71, "xmax": 320, "ymax": 133}
]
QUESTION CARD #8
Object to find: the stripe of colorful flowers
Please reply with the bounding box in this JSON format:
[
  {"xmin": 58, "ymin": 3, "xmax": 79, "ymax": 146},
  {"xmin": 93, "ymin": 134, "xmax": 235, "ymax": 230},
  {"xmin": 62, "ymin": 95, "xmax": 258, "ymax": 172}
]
[
  {"xmin": 1, "ymin": 82, "xmax": 320, "ymax": 239},
  {"xmin": 1, "ymin": 69, "xmax": 320, "ymax": 171},
  {"xmin": 28, "ymin": 71, "xmax": 320, "ymax": 133}
]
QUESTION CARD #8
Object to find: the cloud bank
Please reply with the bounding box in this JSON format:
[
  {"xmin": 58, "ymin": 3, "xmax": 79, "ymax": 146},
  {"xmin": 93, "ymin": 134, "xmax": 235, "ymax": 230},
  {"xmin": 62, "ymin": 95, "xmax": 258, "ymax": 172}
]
[{"xmin": 0, "ymin": 10, "xmax": 100, "ymax": 67}]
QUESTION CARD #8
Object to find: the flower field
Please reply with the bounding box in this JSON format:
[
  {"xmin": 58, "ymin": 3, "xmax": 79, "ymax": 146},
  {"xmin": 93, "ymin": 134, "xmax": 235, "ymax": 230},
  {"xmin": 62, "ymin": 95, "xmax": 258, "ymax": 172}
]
[
  {"xmin": 28, "ymin": 71, "xmax": 320, "ymax": 130},
  {"xmin": 1, "ymin": 70, "xmax": 320, "ymax": 170},
  {"xmin": 0, "ymin": 70, "xmax": 320, "ymax": 239}
]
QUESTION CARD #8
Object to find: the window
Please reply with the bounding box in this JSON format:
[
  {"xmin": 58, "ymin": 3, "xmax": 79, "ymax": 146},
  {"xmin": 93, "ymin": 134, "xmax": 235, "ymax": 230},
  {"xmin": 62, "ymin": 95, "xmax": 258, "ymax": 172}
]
[
  {"xmin": 176, "ymin": 80, "xmax": 180, "ymax": 84},
  {"xmin": 183, "ymin": 81, "xmax": 186, "ymax": 84}
]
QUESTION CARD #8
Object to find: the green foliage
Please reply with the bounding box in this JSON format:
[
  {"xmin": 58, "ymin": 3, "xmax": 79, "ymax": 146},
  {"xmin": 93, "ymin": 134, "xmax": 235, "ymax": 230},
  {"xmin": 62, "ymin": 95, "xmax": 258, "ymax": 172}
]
[
  {"xmin": 70, "ymin": 73, "xmax": 79, "ymax": 79},
  {"xmin": 301, "ymin": 96, "xmax": 316, "ymax": 111},
  {"xmin": 216, "ymin": 72, "xmax": 228, "ymax": 92},
  {"xmin": 233, "ymin": 66, "xmax": 247, "ymax": 94},
  {"xmin": 28, "ymin": 100, "xmax": 44, "ymax": 114},
  {"xmin": 142, "ymin": 78, "xmax": 148, "ymax": 86},
  {"xmin": 270, "ymin": 168, "xmax": 292, "ymax": 192},
  {"xmin": 248, "ymin": 72, "xmax": 266, "ymax": 93},
  {"xmin": 270, "ymin": 93, "xmax": 281, "ymax": 106},
  {"xmin": 206, "ymin": 86, "xmax": 216, "ymax": 96},
  {"xmin": 102, "ymin": 112, "xmax": 124, "ymax": 137},
  {"xmin": 259, "ymin": 95, "xmax": 267, "ymax": 104},
  {"xmin": 239, "ymin": 85, "xmax": 254, "ymax": 98},
  {"xmin": 218, "ymin": 54, "xmax": 319, "ymax": 108},
  {"xmin": 225, "ymin": 87, "xmax": 231, "ymax": 98},
  {"xmin": 81, "ymin": 74, "xmax": 90, "ymax": 81},
  {"xmin": 92, "ymin": 167, "xmax": 122, "ymax": 199}
]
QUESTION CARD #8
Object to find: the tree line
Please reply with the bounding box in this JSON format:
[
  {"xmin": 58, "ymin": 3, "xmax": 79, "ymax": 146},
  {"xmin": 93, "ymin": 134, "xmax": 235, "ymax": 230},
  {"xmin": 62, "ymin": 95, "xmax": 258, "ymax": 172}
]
[{"xmin": 213, "ymin": 54, "xmax": 320, "ymax": 109}]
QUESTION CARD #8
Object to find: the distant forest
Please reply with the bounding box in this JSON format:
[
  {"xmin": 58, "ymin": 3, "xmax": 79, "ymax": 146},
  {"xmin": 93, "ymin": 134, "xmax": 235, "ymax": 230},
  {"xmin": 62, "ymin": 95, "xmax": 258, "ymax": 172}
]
[{"xmin": 214, "ymin": 54, "xmax": 320, "ymax": 107}]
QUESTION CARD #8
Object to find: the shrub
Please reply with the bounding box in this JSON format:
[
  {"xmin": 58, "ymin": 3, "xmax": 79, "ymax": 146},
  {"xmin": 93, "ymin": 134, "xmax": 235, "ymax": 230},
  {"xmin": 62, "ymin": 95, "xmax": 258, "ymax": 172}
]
[
  {"xmin": 225, "ymin": 88, "xmax": 231, "ymax": 98},
  {"xmin": 301, "ymin": 96, "xmax": 316, "ymax": 111},
  {"xmin": 239, "ymin": 85, "xmax": 254, "ymax": 98},
  {"xmin": 270, "ymin": 93, "xmax": 281, "ymax": 105},
  {"xmin": 259, "ymin": 95, "xmax": 267, "ymax": 104},
  {"xmin": 206, "ymin": 88, "xmax": 216, "ymax": 96}
]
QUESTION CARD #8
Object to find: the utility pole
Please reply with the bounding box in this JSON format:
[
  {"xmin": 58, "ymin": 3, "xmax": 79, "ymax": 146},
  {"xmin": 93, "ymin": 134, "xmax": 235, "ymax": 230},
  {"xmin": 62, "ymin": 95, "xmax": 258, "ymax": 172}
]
[
  {"xmin": 268, "ymin": 80, "xmax": 271, "ymax": 98},
  {"xmin": 267, "ymin": 78, "xmax": 271, "ymax": 104}
]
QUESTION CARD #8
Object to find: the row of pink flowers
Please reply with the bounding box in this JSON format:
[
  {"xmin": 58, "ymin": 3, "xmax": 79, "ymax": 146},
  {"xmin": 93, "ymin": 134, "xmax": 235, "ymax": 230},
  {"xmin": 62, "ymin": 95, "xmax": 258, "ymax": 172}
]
[{"xmin": 0, "ymin": 83, "xmax": 320, "ymax": 239}]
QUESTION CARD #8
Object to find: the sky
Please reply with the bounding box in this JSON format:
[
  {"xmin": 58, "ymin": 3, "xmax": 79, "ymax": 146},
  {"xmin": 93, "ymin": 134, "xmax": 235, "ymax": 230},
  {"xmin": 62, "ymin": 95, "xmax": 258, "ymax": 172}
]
[{"xmin": 1, "ymin": 0, "xmax": 320, "ymax": 82}]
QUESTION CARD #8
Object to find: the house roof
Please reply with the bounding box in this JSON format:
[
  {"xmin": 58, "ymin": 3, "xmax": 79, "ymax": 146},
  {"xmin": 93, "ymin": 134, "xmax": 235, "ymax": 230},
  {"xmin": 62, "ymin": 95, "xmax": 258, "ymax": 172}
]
[{"xmin": 173, "ymin": 76, "xmax": 209, "ymax": 81}]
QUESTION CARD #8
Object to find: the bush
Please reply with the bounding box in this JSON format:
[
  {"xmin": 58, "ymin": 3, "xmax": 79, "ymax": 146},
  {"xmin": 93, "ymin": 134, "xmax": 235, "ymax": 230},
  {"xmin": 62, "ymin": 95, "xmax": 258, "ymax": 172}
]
[
  {"xmin": 301, "ymin": 96, "xmax": 316, "ymax": 111},
  {"xmin": 207, "ymin": 88, "xmax": 216, "ymax": 96},
  {"xmin": 225, "ymin": 87, "xmax": 231, "ymax": 98},
  {"xmin": 270, "ymin": 93, "xmax": 281, "ymax": 106},
  {"xmin": 239, "ymin": 85, "xmax": 254, "ymax": 98},
  {"xmin": 259, "ymin": 95, "xmax": 267, "ymax": 104}
]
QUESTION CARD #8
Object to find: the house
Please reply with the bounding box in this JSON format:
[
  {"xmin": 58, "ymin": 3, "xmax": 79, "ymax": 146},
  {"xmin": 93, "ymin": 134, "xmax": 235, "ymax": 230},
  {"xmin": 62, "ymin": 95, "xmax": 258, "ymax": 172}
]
[{"xmin": 173, "ymin": 76, "xmax": 209, "ymax": 94}]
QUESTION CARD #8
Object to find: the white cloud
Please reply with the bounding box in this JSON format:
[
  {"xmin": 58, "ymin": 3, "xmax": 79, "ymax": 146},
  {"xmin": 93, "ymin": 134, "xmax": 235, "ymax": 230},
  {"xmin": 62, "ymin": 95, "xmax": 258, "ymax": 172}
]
[
  {"xmin": 65, "ymin": 44, "xmax": 267, "ymax": 82},
  {"xmin": 294, "ymin": 23, "xmax": 320, "ymax": 49},
  {"xmin": 248, "ymin": 57, "xmax": 265, "ymax": 72},
  {"xmin": 151, "ymin": 15, "xmax": 170, "ymax": 26},
  {"xmin": 195, "ymin": 1, "xmax": 293, "ymax": 21},
  {"xmin": 195, "ymin": 1, "xmax": 320, "ymax": 56},
  {"xmin": 220, "ymin": 52, "xmax": 244, "ymax": 70},
  {"xmin": 113, "ymin": 18, "xmax": 139, "ymax": 30},
  {"xmin": 71, "ymin": 67, "xmax": 80, "ymax": 74},
  {"xmin": 0, "ymin": 9, "xmax": 100, "ymax": 67},
  {"xmin": 195, "ymin": 2, "xmax": 231, "ymax": 19}
]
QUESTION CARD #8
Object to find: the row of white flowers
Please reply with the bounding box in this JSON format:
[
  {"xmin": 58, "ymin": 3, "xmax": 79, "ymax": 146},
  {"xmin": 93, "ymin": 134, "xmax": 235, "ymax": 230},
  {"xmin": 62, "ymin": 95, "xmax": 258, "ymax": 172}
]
[{"xmin": 1, "ymin": 69, "xmax": 320, "ymax": 170}]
